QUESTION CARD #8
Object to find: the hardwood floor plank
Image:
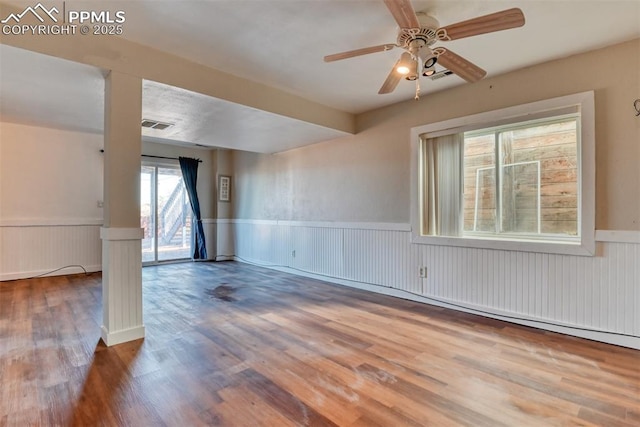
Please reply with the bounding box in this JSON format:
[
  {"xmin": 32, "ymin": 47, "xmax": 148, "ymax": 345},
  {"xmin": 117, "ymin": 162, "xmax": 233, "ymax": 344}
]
[
  {"xmin": 347, "ymin": 398, "xmax": 428, "ymax": 427},
  {"xmin": 1, "ymin": 262, "xmax": 638, "ymax": 426},
  {"xmin": 454, "ymin": 355, "xmax": 630, "ymax": 419},
  {"xmin": 215, "ymin": 384, "xmax": 297, "ymax": 427},
  {"xmin": 248, "ymin": 351, "xmax": 362, "ymax": 426},
  {"xmin": 279, "ymin": 342, "xmax": 474, "ymax": 426},
  {"xmin": 355, "ymin": 362, "xmax": 509, "ymax": 427},
  {"xmin": 233, "ymin": 368, "xmax": 339, "ymax": 426},
  {"xmin": 577, "ymin": 407, "xmax": 639, "ymax": 427}
]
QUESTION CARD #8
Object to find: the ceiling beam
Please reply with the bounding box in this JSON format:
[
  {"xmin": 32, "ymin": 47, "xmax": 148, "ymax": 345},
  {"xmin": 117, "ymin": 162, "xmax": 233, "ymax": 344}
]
[{"xmin": 0, "ymin": 2, "xmax": 355, "ymax": 135}]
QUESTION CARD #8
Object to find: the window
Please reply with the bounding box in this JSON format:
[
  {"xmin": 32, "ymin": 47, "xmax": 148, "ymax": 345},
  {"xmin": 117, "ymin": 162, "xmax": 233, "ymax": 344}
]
[{"xmin": 410, "ymin": 92, "xmax": 595, "ymax": 255}]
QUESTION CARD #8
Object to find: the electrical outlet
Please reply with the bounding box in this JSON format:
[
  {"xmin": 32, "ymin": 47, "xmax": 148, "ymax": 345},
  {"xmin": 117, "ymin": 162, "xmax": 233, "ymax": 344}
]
[
  {"xmin": 419, "ymin": 266, "xmax": 427, "ymax": 278},
  {"xmin": 97, "ymin": 200, "xmax": 104, "ymax": 208}
]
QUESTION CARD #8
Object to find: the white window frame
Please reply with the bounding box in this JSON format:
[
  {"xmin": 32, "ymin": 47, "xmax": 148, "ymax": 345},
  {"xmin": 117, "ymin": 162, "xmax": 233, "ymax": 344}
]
[{"xmin": 410, "ymin": 91, "xmax": 595, "ymax": 256}]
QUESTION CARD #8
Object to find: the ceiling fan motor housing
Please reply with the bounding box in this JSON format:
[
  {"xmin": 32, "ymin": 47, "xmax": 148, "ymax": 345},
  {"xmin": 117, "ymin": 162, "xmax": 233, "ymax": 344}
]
[{"xmin": 396, "ymin": 13, "xmax": 440, "ymax": 51}]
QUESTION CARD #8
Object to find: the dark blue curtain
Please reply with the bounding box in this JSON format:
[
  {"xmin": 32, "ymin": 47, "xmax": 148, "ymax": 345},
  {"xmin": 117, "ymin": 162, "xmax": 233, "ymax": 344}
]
[{"xmin": 178, "ymin": 157, "xmax": 207, "ymax": 260}]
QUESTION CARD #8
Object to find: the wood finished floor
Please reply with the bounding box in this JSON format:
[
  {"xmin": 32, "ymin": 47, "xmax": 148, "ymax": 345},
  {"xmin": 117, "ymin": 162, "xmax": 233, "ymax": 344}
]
[{"xmin": 1, "ymin": 262, "xmax": 638, "ymax": 426}]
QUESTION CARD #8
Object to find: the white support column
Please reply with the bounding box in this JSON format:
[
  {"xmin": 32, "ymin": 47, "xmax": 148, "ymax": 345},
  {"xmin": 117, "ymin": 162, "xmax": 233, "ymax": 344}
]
[
  {"xmin": 100, "ymin": 227, "xmax": 145, "ymax": 345},
  {"xmin": 101, "ymin": 71, "xmax": 144, "ymax": 346}
]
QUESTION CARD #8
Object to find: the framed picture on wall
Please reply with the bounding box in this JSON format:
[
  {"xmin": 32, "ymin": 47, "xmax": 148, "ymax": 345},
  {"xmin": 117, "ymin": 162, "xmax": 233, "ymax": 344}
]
[{"xmin": 218, "ymin": 175, "xmax": 231, "ymax": 202}]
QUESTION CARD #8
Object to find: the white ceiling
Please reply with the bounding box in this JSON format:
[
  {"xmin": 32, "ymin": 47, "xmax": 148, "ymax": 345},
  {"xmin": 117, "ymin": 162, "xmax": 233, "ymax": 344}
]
[
  {"xmin": 118, "ymin": 0, "xmax": 640, "ymax": 113},
  {"xmin": 0, "ymin": 45, "xmax": 348, "ymax": 153},
  {"xmin": 1, "ymin": 0, "xmax": 639, "ymax": 153},
  {"xmin": 141, "ymin": 80, "xmax": 349, "ymax": 153},
  {"xmin": 0, "ymin": 43, "xmax": 105, "ymax": 133}
]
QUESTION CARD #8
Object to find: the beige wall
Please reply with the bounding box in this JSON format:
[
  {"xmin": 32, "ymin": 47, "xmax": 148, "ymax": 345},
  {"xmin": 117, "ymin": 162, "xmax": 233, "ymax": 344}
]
[
  {"xmin": 0, "ymin": 121, "xmax": 103, "ymax": 222},
  {"xmin": 233, "ymin": 39, "xmax": 640, "ymax": 231},
  {"xmin": 0, "ymin": 121, "xmax": 216, "ymax": 223}
]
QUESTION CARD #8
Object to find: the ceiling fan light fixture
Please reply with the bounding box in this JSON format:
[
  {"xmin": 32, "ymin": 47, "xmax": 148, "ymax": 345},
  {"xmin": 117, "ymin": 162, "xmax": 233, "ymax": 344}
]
[
  {"xmin": 406, "ymin": 59, "xmax": 419, "ymax": 80},
  {"xmin": 397, "ymin": 65, "xmax": 411, "ymax": 75},
  {"xmin": 405, "ymin": 65, "xmax": 419, "ymax": 80},
  {"xmin": 422, "ymin": 67, "xmax": 436, "ymax": 77},
  {"xmin": 395, "ymin": 52, "xmax": 417, "ymax": 75},
  {"xmin": 422, "ymin": 54, "xmax": 438, "ymax": 77},
  {"xmin": 396, "ymin": 53, "xmax": 419, "ymax": 81},
  {"xmin": 424, "ymin": 55, "xmax": 437, "ymax": 69}
]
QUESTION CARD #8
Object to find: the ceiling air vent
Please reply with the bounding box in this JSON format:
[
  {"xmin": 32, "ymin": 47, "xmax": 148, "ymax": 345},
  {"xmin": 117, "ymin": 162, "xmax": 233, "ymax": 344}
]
[
  {"xmin": 429, "ymin": 70, "xmax": 454, "ymax": 81},
  {"xmin": 141, "ymin": 119, "xmax": 174, "ymax": 130}
]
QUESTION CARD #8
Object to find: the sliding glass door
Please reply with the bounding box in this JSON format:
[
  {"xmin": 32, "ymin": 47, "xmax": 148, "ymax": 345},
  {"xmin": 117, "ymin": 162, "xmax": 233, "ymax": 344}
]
[{"xmin": 141, "ymin": 164, "xmax": 193, "ymax": 264}]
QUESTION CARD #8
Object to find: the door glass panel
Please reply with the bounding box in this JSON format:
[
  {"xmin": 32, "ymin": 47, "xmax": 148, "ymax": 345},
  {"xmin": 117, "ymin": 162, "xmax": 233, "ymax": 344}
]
[
  {"xmin": 157, "ymin": 167, "xmax": 192, "ymax": 261},
  {"xmin": 141, "ymin": 165, "xmax": 192, "ymax": 263},
  {"xmin": 141, "ymin": 166, "xmax": 156, "ymax": 263}
]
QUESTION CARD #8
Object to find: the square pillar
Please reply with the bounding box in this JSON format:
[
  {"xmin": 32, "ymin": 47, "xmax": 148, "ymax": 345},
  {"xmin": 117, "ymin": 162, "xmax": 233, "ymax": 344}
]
[{"xmin": 101, "ymin": 71, "xmax": 144, "ymax": 346}]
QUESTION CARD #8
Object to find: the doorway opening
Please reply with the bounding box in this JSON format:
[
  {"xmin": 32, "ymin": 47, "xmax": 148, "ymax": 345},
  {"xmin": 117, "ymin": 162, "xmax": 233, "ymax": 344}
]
[{"xmin": 141, "ymin": 164, "xmax": 192, "ymax": 264}]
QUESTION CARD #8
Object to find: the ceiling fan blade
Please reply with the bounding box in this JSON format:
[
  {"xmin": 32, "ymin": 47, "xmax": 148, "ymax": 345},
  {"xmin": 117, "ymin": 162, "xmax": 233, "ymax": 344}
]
[
  {"xmin": 378, "ymin": 53, "xmax": 409, "ymax": 94},
  {"xmin": 383, "ymin": 0, "xmax": 420, "ymax": 29},
  {"xmin": 438, "ymin": 8, "xmax": 525, "ymax": 41},
  {"xmin": 324, "ymin": 44, "xmax": 396, "ymax": 62},
  {"xmin": 435, "ymin": 48, "xmax": 486, "ymax": 83}
]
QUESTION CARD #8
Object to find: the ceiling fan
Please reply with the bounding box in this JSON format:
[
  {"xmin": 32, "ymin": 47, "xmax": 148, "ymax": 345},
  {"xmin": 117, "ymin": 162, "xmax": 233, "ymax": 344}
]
[{"xmin": 324, "ymin": 0, "xmax": 525, "ymax": 98}]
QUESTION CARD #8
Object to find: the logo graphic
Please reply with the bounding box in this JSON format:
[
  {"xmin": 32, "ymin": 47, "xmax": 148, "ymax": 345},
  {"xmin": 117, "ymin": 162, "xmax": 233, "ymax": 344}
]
[
  {"xmin": 1, "ymin": 2, "xmax": 59, "ymax": 24},
  {"xmin": 2, "ymin": 2, "xmax": 126, "ymax": 36}
]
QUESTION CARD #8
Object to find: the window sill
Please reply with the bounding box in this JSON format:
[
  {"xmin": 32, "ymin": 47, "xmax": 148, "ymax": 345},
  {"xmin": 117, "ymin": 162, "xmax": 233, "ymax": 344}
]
[{"xmin": 410, "ymin": 233, "xmax": 595, "ymax": 256}]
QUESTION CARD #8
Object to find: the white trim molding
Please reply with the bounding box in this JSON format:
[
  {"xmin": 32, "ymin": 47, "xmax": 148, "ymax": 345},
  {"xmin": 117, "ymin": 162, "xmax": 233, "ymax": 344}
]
[
  {"xmin": 0, "ymin": 265, "xmax": 101, "ymax": 282},
  {"xmin": 595, "ymin": 230, "xmax": 640, "ymax": 244},
  {"xmin": 101, "ymin": 325, "xmax": 145, "ymax": 347},
  {"xmin": 0, "ymin": 218, "xmax": 104, "ymax": 227},
  {"xmin": 100, "ymin": 227, "xmax": 144, "ymax": 241}
]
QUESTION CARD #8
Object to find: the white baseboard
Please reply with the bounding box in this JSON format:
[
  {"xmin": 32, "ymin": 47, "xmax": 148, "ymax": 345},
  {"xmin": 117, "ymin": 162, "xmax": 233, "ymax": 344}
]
[
  {"xmin": 234, "ymin": 257, "xmax": 640, "ymax": 351},
  {"xmin": 100, "ymin": 227, "xmax": 144, "ymax": 240},
  {"xmin": 101, "ymin": 325, "xmax": 145, "ymax": 347},
  {"xmin": 0, "ymin": 264, "xmax": 101, "ymax": 282}
]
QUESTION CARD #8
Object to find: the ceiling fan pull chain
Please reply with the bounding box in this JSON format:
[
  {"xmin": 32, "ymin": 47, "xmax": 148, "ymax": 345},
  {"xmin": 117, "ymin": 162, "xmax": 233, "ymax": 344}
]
[{"xmin": 415, "ymin": 79, "xmax": 421, "ymax": 100}]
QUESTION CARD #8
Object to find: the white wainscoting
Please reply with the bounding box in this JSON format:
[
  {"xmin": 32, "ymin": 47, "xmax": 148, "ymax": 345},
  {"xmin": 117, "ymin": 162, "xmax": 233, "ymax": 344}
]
[
  {"xmin": 214, "ymin": 219, "xmax": 235, "ymax": 261},
  {"xmin": 0, "ymin": 220, "xmax": 102, "ymax": 281},
  {"xmin": 202, "ymin": 218, "xmax": 217, "ymax": 261},
  {"xmin": 197, "ymin": 218, "xmax": 236, "ymax": 261},
  {"xmin": 100, "ymin": 227, "xmax": 145, "ymax": 346},
  {"xmin": 233, "ymin": 220, "xmax": 640, "ymax": 349}
]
